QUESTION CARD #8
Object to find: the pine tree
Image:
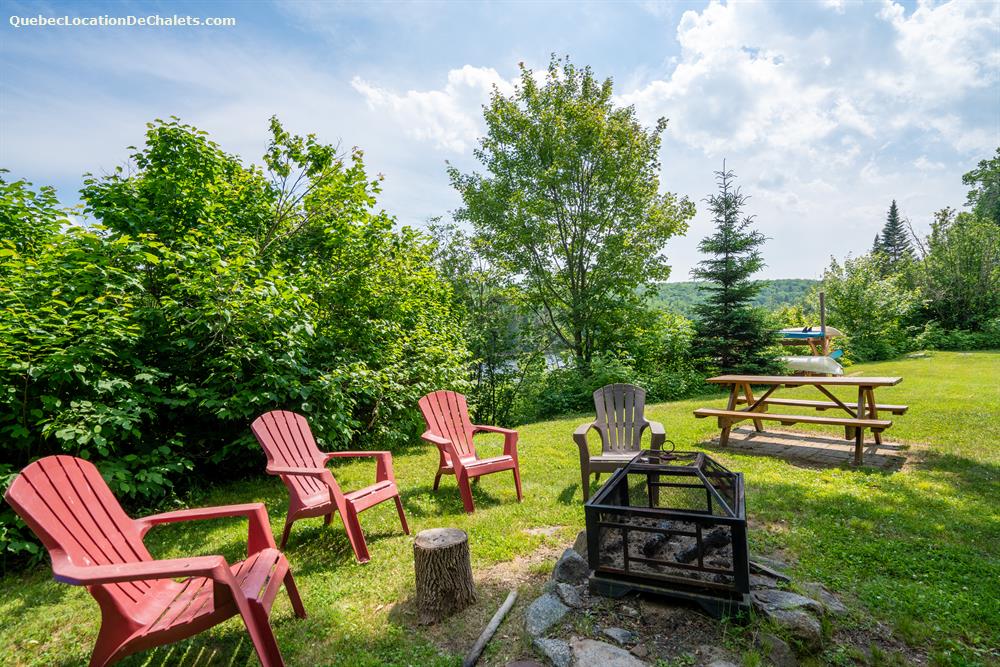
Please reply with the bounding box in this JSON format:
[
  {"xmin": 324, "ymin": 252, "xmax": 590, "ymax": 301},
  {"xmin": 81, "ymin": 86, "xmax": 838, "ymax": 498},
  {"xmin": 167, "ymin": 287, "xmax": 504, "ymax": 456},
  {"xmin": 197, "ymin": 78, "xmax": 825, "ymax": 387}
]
[
  {"xmin": 878, "ymin": 200, "xmax": 913, "ymax": 267},
  {"xmin": 872, "ymin": 233, "xmax": 882, "ymax": 255},
  {"xmin": 692, "ymin": 166, "xmax": 778, "ymax": 374}
]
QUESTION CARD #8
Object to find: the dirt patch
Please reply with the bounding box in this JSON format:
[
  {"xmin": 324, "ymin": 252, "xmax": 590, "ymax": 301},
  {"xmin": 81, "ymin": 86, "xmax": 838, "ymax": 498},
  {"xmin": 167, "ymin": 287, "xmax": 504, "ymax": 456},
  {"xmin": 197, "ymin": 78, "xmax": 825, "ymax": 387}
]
[{"xmin": 391, "ymin": 541, "xmax": 564, "ymax": 662}]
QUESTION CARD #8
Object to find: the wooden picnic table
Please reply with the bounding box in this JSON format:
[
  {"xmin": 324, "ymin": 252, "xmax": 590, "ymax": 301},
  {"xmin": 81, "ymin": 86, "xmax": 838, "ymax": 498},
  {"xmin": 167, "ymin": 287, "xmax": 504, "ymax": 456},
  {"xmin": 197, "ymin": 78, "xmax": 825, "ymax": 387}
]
[{"xmin": 694, "ymin": 375, "xmax": 906, "ymax": 465}]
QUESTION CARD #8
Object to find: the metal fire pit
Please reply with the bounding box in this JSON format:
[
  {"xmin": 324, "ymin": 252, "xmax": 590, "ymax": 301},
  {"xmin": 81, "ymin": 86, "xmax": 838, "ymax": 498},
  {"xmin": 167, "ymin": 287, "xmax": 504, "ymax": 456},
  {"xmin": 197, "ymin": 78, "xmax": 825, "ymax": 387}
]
[{"xmin": 584, "ymin": 450, "xmax": 750, "ymax": 617}]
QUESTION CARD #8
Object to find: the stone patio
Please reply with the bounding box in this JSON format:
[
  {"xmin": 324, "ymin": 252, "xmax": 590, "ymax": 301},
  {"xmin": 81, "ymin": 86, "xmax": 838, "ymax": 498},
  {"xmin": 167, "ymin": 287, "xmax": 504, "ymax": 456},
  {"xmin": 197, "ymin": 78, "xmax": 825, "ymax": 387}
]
[{"xmin": 702, "ymin": 426, "xmax": 908, "ymax": 471}]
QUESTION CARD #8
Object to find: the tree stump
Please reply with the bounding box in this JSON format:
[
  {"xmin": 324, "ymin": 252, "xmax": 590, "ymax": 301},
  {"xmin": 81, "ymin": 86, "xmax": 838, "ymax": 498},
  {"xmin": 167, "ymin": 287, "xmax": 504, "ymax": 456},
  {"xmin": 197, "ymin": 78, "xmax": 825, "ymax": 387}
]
[{"xmin": 414, "ymin": 528, "xmax": 477, "ymax": 624}]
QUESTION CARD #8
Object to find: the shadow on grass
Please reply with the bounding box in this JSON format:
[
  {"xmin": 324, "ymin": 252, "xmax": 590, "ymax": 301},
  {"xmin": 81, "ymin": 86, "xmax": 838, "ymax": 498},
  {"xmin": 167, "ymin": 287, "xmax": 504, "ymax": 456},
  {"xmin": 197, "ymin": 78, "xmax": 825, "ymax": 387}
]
[{"xmin": 399, "ymin": 481, "xmax": 506, "ymax": 518}]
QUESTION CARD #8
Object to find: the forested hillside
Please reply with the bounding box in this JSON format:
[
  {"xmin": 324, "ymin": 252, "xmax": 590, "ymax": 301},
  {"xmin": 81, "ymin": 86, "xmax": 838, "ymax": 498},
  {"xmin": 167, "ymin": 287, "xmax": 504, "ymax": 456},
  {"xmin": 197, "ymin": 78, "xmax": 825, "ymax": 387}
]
[{"xmin": 646, "ymin": 279, "xmax": 818, "ymax": 316}]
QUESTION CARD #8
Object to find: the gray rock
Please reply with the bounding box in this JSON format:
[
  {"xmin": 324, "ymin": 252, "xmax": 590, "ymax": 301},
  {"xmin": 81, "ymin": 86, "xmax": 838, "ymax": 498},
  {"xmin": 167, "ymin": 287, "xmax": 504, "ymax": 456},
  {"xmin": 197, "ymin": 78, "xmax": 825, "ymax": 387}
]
[
  {"xmin": 571, "ymin": 638, "xmax": 649, "ymax": 667},
  {"xmin": 573, "ymin": 529, "xmax": 589, "ymax": 559},
  {"xmin": 552, "ymin": 548, "xmax": 589, "ymax": 585},
  {"xmin": 555, "ymin": 582, "xmax": 583, "ymax": 608},
  {"xmin": 525, "ymin": 593, "xmax": 570, "ymax": 637},
  {"xmin": 602, "ymin": 626, "xmax": 637, "ymax": 645},
  {"xmin": 799, "ymin": 582, "xmax": 848, "ymax": 617},
  {"xmin": 770, "ymin": 609, "xmax": 823, "ymax": 653},
  {"xmin": 750, "ymin": 554, "xmax": 790, "ymax": 573},
  {"xmin": 750, "ymin": 573, "xmax": 781, "ymax": 589},
  {"xmin": 534, "ymin": 637, "xmax": 572, "ymax": 667},
  {"xmin": 705, "ymin": 661, "xmax": 739, "ymax": 667},
  {"xmin": 752, "ymin": 589, "xmax": 824, "ymax": 616},
  {"xmin": 757, "ymin": 632, "xmax": 798, "ymax": 667},
  {"xmin": 630, "ymin": 644, "xmax": 649, "ymax": 659}
]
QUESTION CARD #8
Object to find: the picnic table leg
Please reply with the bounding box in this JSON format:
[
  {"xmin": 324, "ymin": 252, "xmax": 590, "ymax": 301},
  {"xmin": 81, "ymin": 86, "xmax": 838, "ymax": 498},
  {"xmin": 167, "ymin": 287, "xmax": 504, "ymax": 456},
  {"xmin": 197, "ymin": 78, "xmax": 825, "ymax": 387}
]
[
  {"xmin": 865, "ymin": 388, "xmax": 882, "ymax": 446},
  {"xmin": 720, "ymin": 384, "xmax": 739, "ymax": 446},
  {"xmin": 742, "ymin": 383, "xmax": 764, "ymax": 432},
  {"xmin": 854, "ymin": 388, "xmax": 866, "ymax": 465}
]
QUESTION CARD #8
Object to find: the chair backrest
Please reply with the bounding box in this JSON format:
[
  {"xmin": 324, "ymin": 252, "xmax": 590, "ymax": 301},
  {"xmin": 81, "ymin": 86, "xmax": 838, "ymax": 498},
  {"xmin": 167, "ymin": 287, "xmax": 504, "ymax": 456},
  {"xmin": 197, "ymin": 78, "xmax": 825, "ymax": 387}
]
[
  {"xmin": 592, "ymin": 384, "xmax": 649, "ymax": 454},
  {"xmin": 3, "ymin": 455, "xmax": 154, "ymax": 606},
  {"xmin": 418, "ymin": 390, "xmax": 476, "ymax": 459},
  {"xmin": 251, "ymin": 410, "xmax": 331, "ymax": 501}
]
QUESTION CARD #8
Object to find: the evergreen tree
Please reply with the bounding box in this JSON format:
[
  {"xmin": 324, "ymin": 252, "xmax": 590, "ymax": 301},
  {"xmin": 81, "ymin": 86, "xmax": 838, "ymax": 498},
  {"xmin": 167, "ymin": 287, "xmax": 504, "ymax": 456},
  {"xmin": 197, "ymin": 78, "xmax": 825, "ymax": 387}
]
[
  {"xmin": 692, "ymin": 166, "xmax": 778, "ymax": 374},
  {"xmin": 878, "ymin": 200, "xmax": 913, "ymax": 267},
  {"xmin": 872, "ymin": 233, "xmax": 882, "ymax": 255}
]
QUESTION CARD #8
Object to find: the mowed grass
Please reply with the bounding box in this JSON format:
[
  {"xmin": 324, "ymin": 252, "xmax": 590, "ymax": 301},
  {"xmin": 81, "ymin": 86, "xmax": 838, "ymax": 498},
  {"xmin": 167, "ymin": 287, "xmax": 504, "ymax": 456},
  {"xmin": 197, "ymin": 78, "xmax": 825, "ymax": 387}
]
[{"xmin": 1, "ymin": 351, "xmax": 997, "ymax": 666}]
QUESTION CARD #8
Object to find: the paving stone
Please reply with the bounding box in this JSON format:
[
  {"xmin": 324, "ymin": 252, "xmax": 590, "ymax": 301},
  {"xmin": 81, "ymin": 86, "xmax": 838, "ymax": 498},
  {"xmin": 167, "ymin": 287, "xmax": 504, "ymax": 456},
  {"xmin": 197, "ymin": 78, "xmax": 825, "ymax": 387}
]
[
  {"xmin": 630, "ymin": 644, "xmax": 650, "ymax": 659},
  {"xmin": 533, "ymin": 637, "xmax": 572, "ymax": 667},
  {"xmin": 555, "ymin": 582, "xmax": 583, "ymax": 608},
  {"xmin": 571, "ymin": 638, "xmax": 649, "ymax": 667},
  {"xmin": 525, "ymin": 593, "xmax": 570, "ymax": 637},
  {"xmin": 752, "ymin": 589, "xmax": 824, "ymax": 616},
  {"xmin": 602, "ymin": 626, "xmax": 637, "ymax": 645},
  {"xmin": 800, "ymin": 582, "xmax": 848, "ymax": 617},
  {"xmin": 757, "ymin": 632, "xmax": 798, "ymax": 667},
  {"xmin": 552, "ymin": 548, "xmax": 589, "ymax": 585},
  {"xmin": 769, "ymin": 609, "xmax": 823, "ymax": 653},
  {"xmin": 573, "ymin": 529, "xmax": 589, "ymax": 559}
]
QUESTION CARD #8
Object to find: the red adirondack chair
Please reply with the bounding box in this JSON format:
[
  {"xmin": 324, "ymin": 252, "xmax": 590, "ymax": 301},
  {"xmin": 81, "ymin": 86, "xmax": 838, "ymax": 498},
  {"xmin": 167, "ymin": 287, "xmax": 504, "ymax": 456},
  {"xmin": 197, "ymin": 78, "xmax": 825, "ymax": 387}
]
[
  {"xmin": 251, "ymin": 410, "xmax": 409, "ymax": 563},
  {"xmin": 3, "ymin": 455, "xmax": 305, "ymax": 667},
  {"xmin": 418, "ymin": 390, "xmax": 523, "ymax": 513}
]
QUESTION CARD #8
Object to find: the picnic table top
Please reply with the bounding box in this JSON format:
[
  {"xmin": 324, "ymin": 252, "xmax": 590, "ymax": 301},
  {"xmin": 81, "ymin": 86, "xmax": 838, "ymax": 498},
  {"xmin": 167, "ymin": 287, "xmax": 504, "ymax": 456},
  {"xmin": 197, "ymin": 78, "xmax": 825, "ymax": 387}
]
[{"xmin": 707, "ymin": 374, "xmax": 902, "ymax": 387}]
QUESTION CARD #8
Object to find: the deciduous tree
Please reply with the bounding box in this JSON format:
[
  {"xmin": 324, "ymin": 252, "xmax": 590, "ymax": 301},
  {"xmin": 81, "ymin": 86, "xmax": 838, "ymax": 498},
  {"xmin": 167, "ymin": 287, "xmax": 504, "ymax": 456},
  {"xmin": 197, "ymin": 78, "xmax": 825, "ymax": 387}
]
[{"xmin": 449, "ymin": 56, "xmax": 694, "ymax": 367}]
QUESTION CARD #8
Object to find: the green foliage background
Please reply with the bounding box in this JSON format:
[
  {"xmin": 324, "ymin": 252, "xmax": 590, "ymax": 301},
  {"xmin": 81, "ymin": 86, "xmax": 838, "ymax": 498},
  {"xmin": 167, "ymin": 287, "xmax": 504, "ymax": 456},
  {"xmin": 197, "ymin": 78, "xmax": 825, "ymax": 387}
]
[{"xmin": 0, "ymin": 120, "xmax": 468, "ymax": 566}]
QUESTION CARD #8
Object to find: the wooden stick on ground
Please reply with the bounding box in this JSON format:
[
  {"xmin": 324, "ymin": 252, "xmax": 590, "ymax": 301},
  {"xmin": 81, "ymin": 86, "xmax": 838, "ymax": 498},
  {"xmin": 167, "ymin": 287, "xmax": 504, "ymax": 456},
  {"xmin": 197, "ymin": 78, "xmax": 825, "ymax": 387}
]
[{"xmin": 462, "ymin": 590, "xmax": 518, "ymax": 667}]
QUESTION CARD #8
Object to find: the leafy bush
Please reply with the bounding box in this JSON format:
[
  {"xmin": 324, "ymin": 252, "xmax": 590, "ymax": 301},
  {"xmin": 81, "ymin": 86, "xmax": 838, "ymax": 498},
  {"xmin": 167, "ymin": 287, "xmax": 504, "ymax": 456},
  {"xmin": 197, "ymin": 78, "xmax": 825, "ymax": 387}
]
[
  {"xmin": 821, "ymin": 254, "xmax": 920, "ymax": 361},
  {"xmin": 0, "ymin": 120, "xmax": 467, "ymax": 570},
  {"xmin": 915, "ymin": 319, "xmax": 1000, "ymax": 351}
]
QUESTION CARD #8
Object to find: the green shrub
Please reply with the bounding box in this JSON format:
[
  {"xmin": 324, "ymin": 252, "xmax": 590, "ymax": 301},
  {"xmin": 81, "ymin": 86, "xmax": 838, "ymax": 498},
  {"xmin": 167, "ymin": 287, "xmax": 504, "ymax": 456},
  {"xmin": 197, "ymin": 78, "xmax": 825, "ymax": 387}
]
[
  {"xmin": 821, "ymin": 254, "xmax": 920, "ymax": 361},
  {"xmin": 0, "ymin": 120, "xmax": 467, "ymax": 570},
  {"xmin": 915, "ymin": 319, "xmax": 1000, "ymax": 351}
]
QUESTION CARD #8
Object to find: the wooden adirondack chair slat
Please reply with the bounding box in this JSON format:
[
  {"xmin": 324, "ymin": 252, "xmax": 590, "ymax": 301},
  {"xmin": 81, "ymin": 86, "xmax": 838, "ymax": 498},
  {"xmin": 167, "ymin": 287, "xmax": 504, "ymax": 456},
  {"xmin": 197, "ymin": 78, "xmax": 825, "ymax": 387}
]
[
  {"xmin": 418, "ymin": 390, "xmax": 523, "ymax": 514},
  {"xmin": 4, "ymin": 455, "xmax": 305, "ymax": 667},
  {"xmin": 251, "ymin": 410, "xmax": 410, "ymax": 562},
  {"xmin": 573, "ymin": 384, "xmax": 668, "ymax": 501}
]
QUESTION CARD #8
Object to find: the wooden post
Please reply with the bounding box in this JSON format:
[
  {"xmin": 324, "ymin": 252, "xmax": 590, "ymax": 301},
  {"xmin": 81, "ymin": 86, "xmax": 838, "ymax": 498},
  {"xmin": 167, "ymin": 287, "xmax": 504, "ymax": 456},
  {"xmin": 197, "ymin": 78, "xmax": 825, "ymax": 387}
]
[
  {"xmin": 854, "ymin": 387, "xmax": 866, "ymax": 466},
  {"xmin": 720, "ymin": 384, "xmax": 739, "ymax": 446},
  {"xmin": 414, "ymin": 528, "xmax": 477, "ymax": 624},
  {"xmin": 866, "ymin": 387, "xmax": 882, "ymax": 446},
  {"xmin": 742, "ymin": 383, "xmax": 764, "ymax": 432}
]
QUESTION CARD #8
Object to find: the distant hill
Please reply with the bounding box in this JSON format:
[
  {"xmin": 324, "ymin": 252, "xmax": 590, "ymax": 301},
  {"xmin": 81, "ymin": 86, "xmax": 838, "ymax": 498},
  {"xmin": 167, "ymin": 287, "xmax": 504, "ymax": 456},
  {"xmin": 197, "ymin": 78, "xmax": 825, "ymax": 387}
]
[{"xmin": 646, "ymin": 279, "xmax": 818, "ymax": 318}]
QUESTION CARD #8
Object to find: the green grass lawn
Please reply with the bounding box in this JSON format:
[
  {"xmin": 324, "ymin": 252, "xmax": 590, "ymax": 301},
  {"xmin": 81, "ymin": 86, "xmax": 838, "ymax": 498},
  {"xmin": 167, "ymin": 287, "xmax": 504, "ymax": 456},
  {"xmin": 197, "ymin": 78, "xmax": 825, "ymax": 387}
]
[{"xmin": 1, "ymin": 351, "xmax": 997, "ymax": 666}]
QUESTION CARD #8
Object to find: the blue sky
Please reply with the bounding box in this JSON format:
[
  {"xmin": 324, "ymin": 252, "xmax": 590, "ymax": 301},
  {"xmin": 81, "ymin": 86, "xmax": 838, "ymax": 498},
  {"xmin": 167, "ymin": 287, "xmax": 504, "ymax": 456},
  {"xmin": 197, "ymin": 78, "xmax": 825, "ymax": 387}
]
[{"xmin": 2, "ymin": 0, "xmax": 997, "ymax": 280}]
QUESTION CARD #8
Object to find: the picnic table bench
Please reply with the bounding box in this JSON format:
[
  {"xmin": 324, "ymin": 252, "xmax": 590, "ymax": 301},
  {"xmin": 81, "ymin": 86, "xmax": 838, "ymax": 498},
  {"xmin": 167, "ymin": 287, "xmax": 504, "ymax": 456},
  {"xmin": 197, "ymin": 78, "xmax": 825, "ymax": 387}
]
[{"xmin": 694, "ymin": 375, "xmax": 906, "ymax": 465}]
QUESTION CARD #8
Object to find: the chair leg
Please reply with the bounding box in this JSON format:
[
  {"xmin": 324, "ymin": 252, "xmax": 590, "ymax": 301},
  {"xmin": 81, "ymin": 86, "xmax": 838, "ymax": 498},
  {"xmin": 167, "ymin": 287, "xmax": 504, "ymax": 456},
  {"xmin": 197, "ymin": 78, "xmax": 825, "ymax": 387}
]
[
  {"xmin": 512, "ymin": 466, "xmax": 523, "ymax": 502},
  {"xmin": 241, "ymin": 600, "xmax": 285, "ymax": 667},
  {"xmin": 342, "ymin": 506, "xmax": 371, "ymax": 563},
  {"xmin": 394, "ymin": 495, "xmax": 410, "ymax": 534},
  {"xmin": 284, "ymin": 571, "xmax": 307, "ymax": 619},
  {"xmin": 279, "ymin": 516, "xmax": 294, "ymax": 550},
  {"xmin": 457, "ymin": 474, "xmax": 476, "ymax": 513},
  {"xmin": 581, "ymin": 463, "xmax": 591, "ymax": 502},
  {"xmin": 433, "ymin": 471, "xmax": 442, "ymax": 492},
  {"xmin": 324, "ymin": 513, "xmax": 332, "ymax": 525}
]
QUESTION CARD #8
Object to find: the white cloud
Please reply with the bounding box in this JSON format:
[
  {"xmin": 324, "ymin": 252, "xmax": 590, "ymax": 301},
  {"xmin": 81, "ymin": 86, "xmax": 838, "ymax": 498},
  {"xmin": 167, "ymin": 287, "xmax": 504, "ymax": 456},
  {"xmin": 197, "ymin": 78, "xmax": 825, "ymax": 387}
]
[
  {"xmin": 914, "ymin": 155, "xmax": 946, "ymax": 171},
  {"xmin": 351, "ymin": 66, "xmax": 516, "ymax": 153}
]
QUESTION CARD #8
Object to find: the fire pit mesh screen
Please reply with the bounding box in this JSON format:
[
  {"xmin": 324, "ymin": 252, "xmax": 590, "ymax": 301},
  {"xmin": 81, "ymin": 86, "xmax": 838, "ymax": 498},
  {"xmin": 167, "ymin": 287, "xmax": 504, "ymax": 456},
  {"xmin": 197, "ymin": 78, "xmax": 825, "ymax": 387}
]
[{"xmin": 585, "ymin": 451, "xmax": 749, "ymax": 614}]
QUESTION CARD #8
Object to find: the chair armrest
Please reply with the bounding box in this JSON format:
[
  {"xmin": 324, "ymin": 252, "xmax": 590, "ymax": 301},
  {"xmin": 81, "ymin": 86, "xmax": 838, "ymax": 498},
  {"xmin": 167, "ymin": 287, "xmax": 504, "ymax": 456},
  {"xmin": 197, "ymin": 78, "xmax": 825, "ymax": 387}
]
[
  {"xmin": 473, "ymin": 424, "xmax": 517, "ymax": 436},
  {"xmin": 266, "ymin": 464, "xmax": 326, "ymax": 477},
  {"xmin": 420, "ymin": 431, "xmax": 451, "ymax": 447},
  {"xmin": 53, "ymin": 554, "xmax": 228, "ymax": 586},
  {"xmin": 573, "ymin": 422, "xmax": 596, "ymax": 454},
  {"xmin": 647, "ymin": 420, "xmax": 666, "ymax": 450},
  {"xmin": 135, "ymin": 503, "xmax": 276, "ymax": 553},
  {"xmin": 324, "ymin": 451, "xmax": 396, "ymax": 483}
]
